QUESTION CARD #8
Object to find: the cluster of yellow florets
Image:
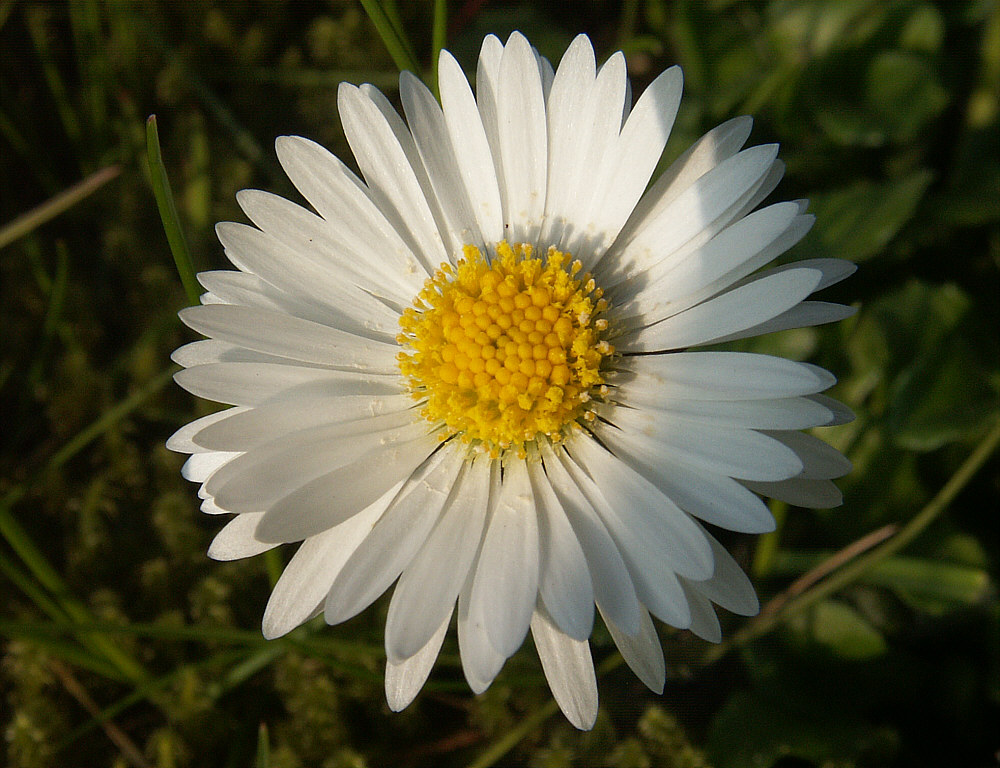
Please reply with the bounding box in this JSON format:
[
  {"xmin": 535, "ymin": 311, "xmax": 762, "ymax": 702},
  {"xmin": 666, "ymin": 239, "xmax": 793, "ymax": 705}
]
[{"xmin": 397, "ymin": 241, "xmax": 613, "ymax": 457}]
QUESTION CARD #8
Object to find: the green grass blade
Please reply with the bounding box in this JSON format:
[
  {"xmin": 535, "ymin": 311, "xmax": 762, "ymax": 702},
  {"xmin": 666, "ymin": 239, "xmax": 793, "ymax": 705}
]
[
  {"xmin": 0, "ymin": 165, "xmax": 121, "ymax": 250},
  {"xmin": 145, "ymin": 115, "xmax": 201, "ymax": 306},
  {"xmin": 255, "ymin": 723, "xmax": 270, "ymax": 768},
  {"xmin": 430, "ymin": 0, "xmax": 447, "ymax": 98},
  {"xmin": 359, "ymin": 0, "xmax": 422, "ymax": 77}
]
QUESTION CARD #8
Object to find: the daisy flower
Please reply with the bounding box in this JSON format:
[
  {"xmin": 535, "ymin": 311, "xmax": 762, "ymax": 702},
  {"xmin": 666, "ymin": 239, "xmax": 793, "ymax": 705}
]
[{"xmin": 168, "ymin": 32, "xmax": 854, "ymax": 729}]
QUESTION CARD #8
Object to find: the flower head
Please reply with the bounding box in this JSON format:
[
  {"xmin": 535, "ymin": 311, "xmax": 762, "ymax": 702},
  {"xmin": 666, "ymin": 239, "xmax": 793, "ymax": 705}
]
[{"xmin": 168, "ymin": 32, "xmax": 853, "ymax": 729}]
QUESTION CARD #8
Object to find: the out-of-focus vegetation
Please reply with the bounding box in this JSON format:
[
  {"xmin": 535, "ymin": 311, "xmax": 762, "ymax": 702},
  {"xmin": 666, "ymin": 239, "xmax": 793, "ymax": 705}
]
[{"xmin": 1, "ymin": 1, "xmax": 997, "ymax": 766}]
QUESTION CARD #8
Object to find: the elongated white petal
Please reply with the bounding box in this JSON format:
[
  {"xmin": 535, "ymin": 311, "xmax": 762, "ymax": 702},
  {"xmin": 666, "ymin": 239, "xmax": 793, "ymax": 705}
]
[
  {"xmin": 582, "ymin": 65, "xmax": 683, "ymax": 261},
  {"xmin": 191, "ymin": 390, "xmax": 413, "ymax": 452},
  {"xmin": 593, "ymin": 422, "xmax": 776, "ymax": 533},
  {"xmin": 528, "ymin": 461, "xmax": 594, "ymax": 641},
  {"xmin": 182, "ymin": 451, "xmax": 239, "ymax": 484},
  {"xmin": 614, "ymin": 115, "xmax": 753, "ymax": 249},
  {"xmin": 207, "ymin": 512, "xmax": 277, "ymax": 560},
  {"xmin": 600, "ymin": 603, "xmax": 665, "ymax": 693},
  {"xmin": 468, "ymin": 458, "xmax": 540, "ymax": 658},
  {"xmin": 743, "ymin": 477, "xmax": 843, "ymax": 509},
  {"xmin": 611, "ymin": 352, "xmax": 836, "ymax": 402},
  {"xmin": 385, "ymin": 454, "xmax": 491, "ymax": 663},
  {"xmin": 167, "ymin": 407, "xmax": 246, "ymax": 453},
  {"xmin": 254, "ymin": 431, "xmax": 438, "ymax": 543},
  {"xmin": 496, "ymin": 32, "xmax": 548, "ymax": 243},
  {"xmin": 623, "ymin": 395, "xmax": 838, "ymax": 431},
  {"xmin": 558, "ymin": 446, "xmax": 692, "ymax": 628},
  {"xmin": 767, "ymin": 430, "xmax": 853, "ymax": 479},
  {"xmin": 179, "ymin": 304, "xmax": 399, "ymax": 371},
  {"xmin": 567, "ymin": 432, "xmax": 714, "ymax": 580},
  {"xmin": 215, "ymin": 220, "xmax": 400, "ymax": 340},
  {"xmin": 338, "ymin": 83, "xmax": 447, "ymax": 272},
  {"xmin": 438, "ymin": 50, "xmax": 504, "ymax": 245},
  {"xmin": 204, "ymin": 411, "xmax": 423, "ymax": 509},
  {"xmin": 539, "ymin": 442, "xmax": 642, "ymax": 635},
  {"xmin": 600, "ymin": 144, "xmax": 779, "ymax": 287},
  {"xmin": 619, "ymin": 267, "xmax": 823, "ymax": 352},
  {"xmin": 274, "ymin": 135, "xmax": 429, "ymax": 292},
  {"xmin": 600, "ymin": 405, "xmax": 803, "ymax": 482},
  {"xmin": 325, "ymin": 444, "xmax": 465, "ymax": 624},
  {"xmin": 400, "ymin": 71, "xmax": 483, "ymax": 254},
  {"xmin": 692, "ymin": 533, "xmax": 760, "ymax": 617},
  {"xmin": 679, "ymin": 582, "xmax": 723, "ymax": 643},
  {"xmin": 540, "ymin": 34, "xmax": 596, "ymax": 247},
  {"xmin": 385, "ymin": 608, "xmax": 452, "ymax": 711},
  {"xmin": 709, "ymin": 301, "xmax": 857, "ymax": 344},
  {"xmin": 531, "ymin": 605, "xmax": 598, "ymax": 730},
  {"xmin": 618, "ymin": 201, "xmax": 800, "ymax": 318},
  {"xmin": 457, "ymin": 575, "xmax": 507, "ymax": 693},
  {"xmin": 261, "ymin": 491, "xmax": 391, "ymax": 639}
]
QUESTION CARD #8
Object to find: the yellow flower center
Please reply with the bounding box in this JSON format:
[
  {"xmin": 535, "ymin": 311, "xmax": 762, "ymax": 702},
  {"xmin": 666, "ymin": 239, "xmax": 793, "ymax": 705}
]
[{"xmin": 397, "ymin": 241, "xmax": 613, "ymax": 457}]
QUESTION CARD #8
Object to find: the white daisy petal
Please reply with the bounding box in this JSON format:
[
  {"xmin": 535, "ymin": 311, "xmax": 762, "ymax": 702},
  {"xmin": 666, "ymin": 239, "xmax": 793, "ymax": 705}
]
[
  {"xmin": 614, "ymin": 115, "xmax": 754, "ymax": 248},
  {"xmin": 768, "ymin": 430, "xmax": 854, "ymax": 479},
  {"xmin": 253, "ymin": 431, "xmax": 439, "ymax": 543},
  {"xmin": 167, "ymin": 407, "xmax": 246, "ymax": 453},
  {"xmin": 617, "ymin": 201, "xmax": 800, "ymax": 317},
  {"xmin": 567, "ymin": 432, "xmax": 714, "ymax": 580},
  {"xmin": 274, "ymin": 135, "xmax": 428, "ymax": 292},
  {"xmin": 171, "ymin": 339, "xmax": 287, "ymax": 368},
  {"xmin": 385, "ymin": 454, "xmax": 491, "ymax": 663},
  {"xmin": 386, "ymin": 607, "xmax": 452, "ymax": 712},
  {"xmin": 438, "ymin": 50, "xmax": 504, "ymax": 244},
  {"xmin": 583, "ymin": 64, "xmax": 683, "ymax": 261},
  {"xmin": 174, "ymin": 363, "xmax": 396, "ymax": 407},
  {"xmin": 325, "ymin": 444, "xmax": 465, "ymax": 624},
  {"xmin": 744, "ymin": 477, "xmax": 844, "ymax": 509},
  {"xmin": 679, "ymin": 582, "xmax": 723, "ymax": 643},
  {"xmin": 399, "ymin": 71, "xmax": 483, "ymax": 253},
  {"xmin": 599, "ymin": 405, "xmax": 803, "ymax": 482},
  {"xmin": 338, "ymin": 82, "xmax": 447, "ymax": 272},
  {"xmin": 531, "ymin": 604, "xmax": 598, "ymax": 731},
  {"xmin": 558, "ymin": 446, "xmax": 692, "ymax": 628},
  {"xmin": 540, "ymin": 34, "xmax": 597, "ymax": 247},
  {"xmin": 169, "ymin": 32, "xmax": 854, "ymax": 730},
  {"xmin": 233, "ymin": 190, "xmax": 414, "ymax": 309},
  {"xmin": 215, "ymin": 220, "xmax": 399, "ymax": 340},
  {"xmin": 527, "ymin": 461, "xmax": 595, "ymax": 641},
  {"xmin": 693, "ymin": 531, "xmax": 760, "ymax": 617},
  {"xmin": 468, "ymin": 458, "xmax": 540, "ymax": 658},
  {"xmin": 593, "ymin": 422, "xmax": 776, "ymax": 533},
  {"xmin": 204, "ymin": 412, "xmax": 425, "ymax": 511},
  {"xmin": 182, "ymin": 451, "xmax": 239, "ymax": 484},
  {"xmin": 600, "ymin": 603, "xmax": 666, "ymax": 694},
  {"xmin": 261, "ymin": 490, "xmax": 392, "ymax": 639},
  {"xmin": 207, "ymin": 512, "xmax": 276, "ymax": 561},
  {"xmin": 599, "ymin": 144, "xmax": 779, "ymax": 287},
  {"xmin": 179, "ymin": 304, "xmax": 399, "ymax": 371},
  {"xmin": 496, "ymin": 32, "xmax": 548, "ymax": 243},
  {"xmin": 191, "ymin": 391, "xmax": 413, "ymax": 452},
  {"xmin": 611, "ymin": 351, "xmax": 836, "ymax": 401},
  {"xmin": 619, "ymin": 267, "xmax": 824, "ymax": 351},
  {"xmin": 457, "ymin": 575, "xmax": 507, "ymax": 694},
  {"xmin": 539, "ymin": 442, "xmax": 642, "ymax": 635}
]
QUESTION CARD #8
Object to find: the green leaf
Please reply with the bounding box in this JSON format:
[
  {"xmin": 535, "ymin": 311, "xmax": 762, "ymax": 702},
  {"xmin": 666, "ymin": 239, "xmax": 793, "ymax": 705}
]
[
  {"xmin": 146, "ymin": 115, "xmax": 201, "ymax": 306},
  {"xmin": 865, "ymin": 51, "xmax": 949, "ymax": 144},
  {"xmin": 787, "ymin": 599, "xmax": 888, "ymax": 660},
  {"xmin": 802, "ymin": 170, "xmax": 933, "ymax": 262}
]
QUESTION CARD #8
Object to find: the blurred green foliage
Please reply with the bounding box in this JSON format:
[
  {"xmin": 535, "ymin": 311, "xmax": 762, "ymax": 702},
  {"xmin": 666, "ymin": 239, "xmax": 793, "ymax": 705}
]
[{"xmin": 1, "ymin": 1, "xmax": 998, "ymax": 767}]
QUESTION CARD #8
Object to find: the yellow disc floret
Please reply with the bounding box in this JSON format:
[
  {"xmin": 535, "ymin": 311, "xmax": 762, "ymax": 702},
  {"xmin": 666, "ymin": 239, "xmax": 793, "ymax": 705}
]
[{"xmin": 397, "ymin": 241, "xmax": 613, "ymax": 457}]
